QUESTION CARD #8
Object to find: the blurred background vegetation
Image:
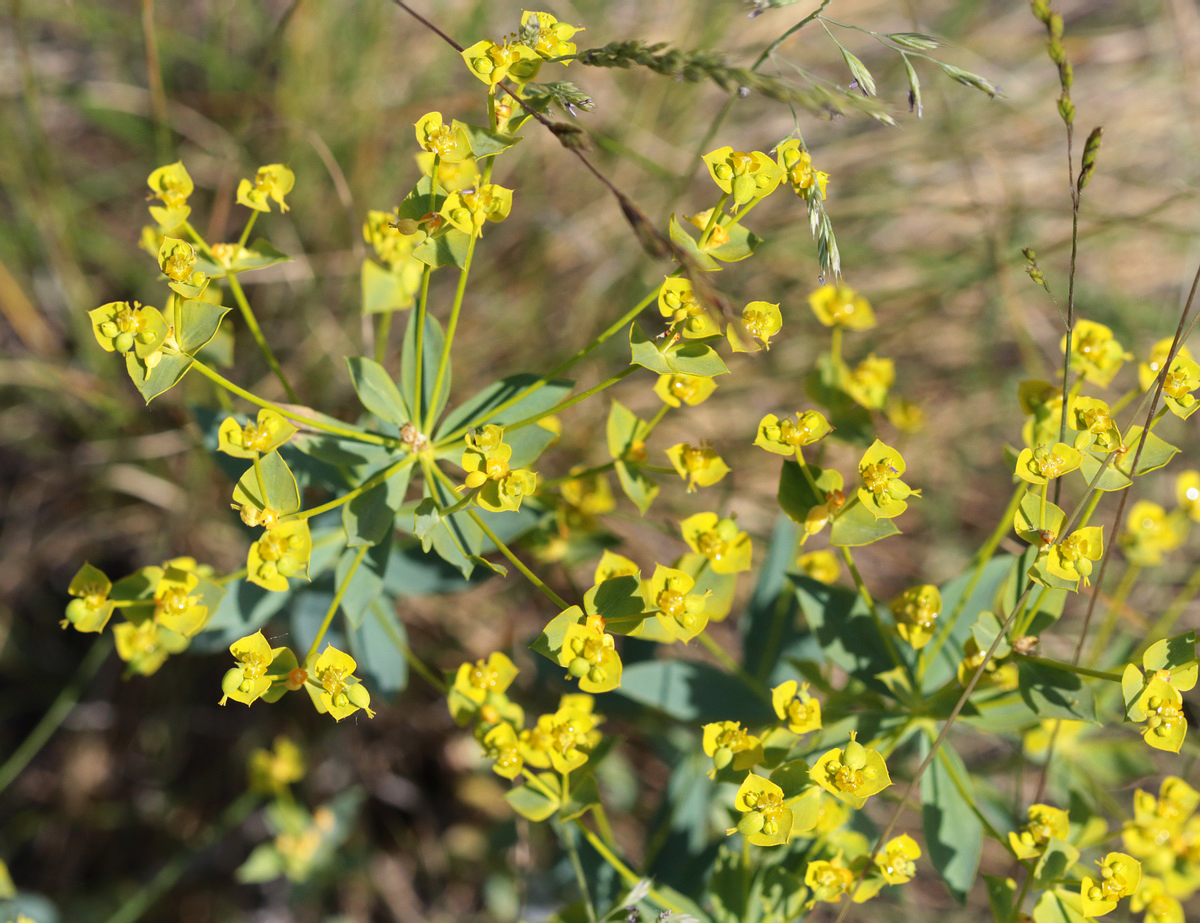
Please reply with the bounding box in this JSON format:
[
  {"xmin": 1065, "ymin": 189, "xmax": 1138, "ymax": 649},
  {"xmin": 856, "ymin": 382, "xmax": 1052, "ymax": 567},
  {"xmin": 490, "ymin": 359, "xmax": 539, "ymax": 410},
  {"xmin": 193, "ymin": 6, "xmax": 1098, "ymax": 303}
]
[{"xmin": 1, "ymin": 0, "xmax": 1198, "ymax": 919}]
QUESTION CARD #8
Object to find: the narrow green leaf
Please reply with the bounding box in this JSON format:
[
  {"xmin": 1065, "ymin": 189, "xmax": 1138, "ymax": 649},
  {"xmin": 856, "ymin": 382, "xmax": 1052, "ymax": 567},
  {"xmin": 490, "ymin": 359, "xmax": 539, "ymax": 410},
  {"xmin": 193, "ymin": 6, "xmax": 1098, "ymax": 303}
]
[
  {"xmin": 617, "ymin": 661, "xmax": 773, "ymax": 723},
  {"xmin": 921, "ymin": 735, "xmax": 982, "ymax": 903},
  {"xmin": 1017, "ymin": 659, "xmax": 1097, "ymax": 722},
  {"xmin": 400, "ymin": 309, "xmax": 448, "ymax": 428},
  {"xmin": 437, "ymin": 373, "xmax": 574, "ymax": 438},
  {"xmin": 347, "ymin": 356, "xmax": 411, "ymax": 425},
  {"xmin": 337, "ymin": 536, "xmax": 392, "ymax": 629}
]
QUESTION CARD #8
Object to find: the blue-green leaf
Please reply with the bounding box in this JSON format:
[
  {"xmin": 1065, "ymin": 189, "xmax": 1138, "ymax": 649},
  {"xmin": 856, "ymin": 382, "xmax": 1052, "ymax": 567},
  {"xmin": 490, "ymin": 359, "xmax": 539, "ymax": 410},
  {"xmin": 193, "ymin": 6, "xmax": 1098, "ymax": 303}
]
[
  {"xmin": 921, "ymin": 734, "xmax": 982, "ymax": 903},
  {"xmin": 617, "ymin": 660, "xmax": 773, "ymax": 723},
  {"xmin": 347, "ymin": 356, "xmax": 411, "ymax": 425}
]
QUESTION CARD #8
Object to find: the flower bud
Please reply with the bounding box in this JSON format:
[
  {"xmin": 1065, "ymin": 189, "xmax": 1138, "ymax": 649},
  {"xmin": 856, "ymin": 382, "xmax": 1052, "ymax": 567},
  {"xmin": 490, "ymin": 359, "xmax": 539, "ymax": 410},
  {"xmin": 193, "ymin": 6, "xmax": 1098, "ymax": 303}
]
[
  {"xmin": 843, "ymin": 735, "xmax": 868, "ymax": 770},
  {"xmin": 736, "ymin": 811, "xmax": 766, "ymax": 836}
]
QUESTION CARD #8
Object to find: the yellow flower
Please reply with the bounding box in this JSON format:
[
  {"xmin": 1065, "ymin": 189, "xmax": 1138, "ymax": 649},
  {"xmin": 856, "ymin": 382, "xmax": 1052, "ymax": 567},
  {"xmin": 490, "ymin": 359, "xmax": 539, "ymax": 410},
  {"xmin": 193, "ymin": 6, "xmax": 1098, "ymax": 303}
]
[
  {"xmin": 440, "ymin": 180, "xmax": 514, "ymax": 238},
  {"xmin": 665, "ymin": 442, "xmax": 730, "ymax": 492},
  {"xmin": 236, "ymin": 163, "xmax": 295, "ymax": 213},
  {"xmin": 654, "ymin": 372, "xmax": 717, "ymax": 408},
  {"xmin": 1067, "ymin": 396, "xmax": 1122, "ymax": 452},
  {"xmin": 679, "ymin": 512, "xmax": 752, "ymax": 574},
  {"xmin": 796, "ymin": 550, "xmax": 840, "ymax": 584},
  {"xmin": 307, "ymin": 645, "xmax": 374, "ymax": 721},
  {"xmin": 520, "ymin": 699, "xmax": 598, "ymax": 773},
  {"xmin": 1127, "ymin": 674, "xmax": 1187, "ymax": 753},
  {"xmin": 809, "ymin": 732, "xmax": 892, "ymax": 808},
  {"xmin": 1159, "ymin": 354, "xmax": 1200, "ymax": 418},
  {"xmin": 413, "ymin": 112, "xmax": 472, "ymax": 162},
  {"xmin": 642, "ymin": 564, "xmax": 709, "ymax": 641},
  {"xmin": 726, "ymin": 773, "xmax": 792, "ymax": 846},
  {"xmin": 1008, "ymin": 803, "xmax": 1070, "ymax": 859},
  {"xmin": 890, "ymin": 585, "xmax": 940, "ymax": 650},
  {"xmin": 218, "ymin": 409, "xmax": 297, "ymax": 458},
  {"xmin": 363, "ymin": 208, "xmax": 423, "ymax": 266},
  {"xmin": 146, "ymin": 161, "xmax": 193, "ymax": 228},
  {"xmin": 771, "ymin": 680, "xmax": 822, "ymax": 735},
  {"xmin": 461, "ymin": 39, "xmax": 542, "ymax": 86},
  {"xmin": 158, "ymin": 235, "xmax": 198, "ymax": 284},
  {"xmin": 804, "ymin": 858, "xmax": 855, "ymax": 903},
  {"xmin": 754, "ymin": 410, "xmax": 832, "ymax": 456},
  {"xmin": 482, "ymin": 722, "xmax": 525, "ymax": 779},
  {"xmin": 1176, "ymin": 470, "xmax": 1200, "ymax": 522},
  {"xmin": 221, "ymin": 631, "xmax": 293, "ymax": 707},
  {"xmin": 1063, "ymin": 319, "xmax": 1130, "ymax": 387},
  {"xmin": 461, "ymin": 425, "xmax": 537, "ymax": 512},
  {"xmin": 776, "ymin": 139, "xmax": 829, "ymax": 199},
  {"xmin": 1129, "ymin": 877, "xmax": 1184, "ymax": 923},
  {"xmin": 808, "ymin": 283, "xmax": 875, "ymax": 330},
  {"xmin": 702, "ymin": 721, "xmax": 763, "ymax": 777},
  {"xmin": 857, "ymin": 439, "xmax": 915, "ymax": 519},
  {"xmin": 658, "ymin": 277, "xmax": 720, "ymax": 338},
  {"xmin": 153, "ymin": 564, "xmax": 209, "ymax": 637},
  {"xmin": 560, "ymin": 469, "xmax": 615, "ymax": 517},
  {"xmin": 89, "ymin": 301, "xmax": 168, "ymax": 358},
  {"xmin": 701, "ymin": 146, "xmax": 784, "ymax": 207},
  {"xmin": 1014, "ymin": 442, "xmax": 1082, "ymax": 485},
  {"xmin": 1081, "ymin": 853, "xmax": 1141, "ymax": 917},
  {"xmin": 64, "ymin": 563, "xmax": 115, "ymax": 634},
  {"xmin": 845, "ymin": 354, "xmax": 894, "ymax": 410},
  {"xmin": 247, "ymin": 520, "xmax": 312, "ymax": 592},
  {"xmin": 520, "ymin": 10, "xmax": 583, "ymax": 60},
  {"xmin": 1138, "ymin": 338, "xmax": 1194, "ymax": 392},
  {"xmin": 876, "ymin": 834, "xmax": 921, "ymax": 884},
  {"xmin": 113, "ymin": 617, "xmax": 187, "ymax": 676},
  {"xmin": 248, "ymin": 736, "xmax": 305, "ymax": 795},
  {"xmin": 1120, "ymin": 501, "xmax": 1184, "ymax": 567},
  {"xmin": 1045, "ymin": 526, "xmax": 1104, "ymax": 587},
  {"xmin": 449, "ymin": 651, "xmax": 519, "ymax": 725},
  {"xmin": 557, "ymin": 616, "xmax": 622, "ymax": 693},
  {"xmin": 727, "ymin": 301, "xmax": 782, "ymax": 352}
]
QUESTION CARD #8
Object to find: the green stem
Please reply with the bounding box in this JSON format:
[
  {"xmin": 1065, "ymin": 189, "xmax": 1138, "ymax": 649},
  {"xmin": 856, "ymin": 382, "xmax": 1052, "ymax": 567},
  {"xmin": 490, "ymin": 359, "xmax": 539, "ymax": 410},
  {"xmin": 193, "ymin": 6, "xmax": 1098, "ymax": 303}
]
[
  {"xmin": 236, "ymin": 210, "xmax": 259, "ymax": 249},
  {"xmin": 426, "ymin": 232, "xmax": 478, "ymax": 432},
  {"xmin": 225, "ymin": 272, "xmax": 299, "ymax": 402},
  {"xmin": 1016, "ymin": 653, "xmax": 1122, "ymax": 684},
  {"xmin": 699, "ymin": 192, "xmax": 728, "ymax": 245},
  {"xmin": 560, "ymin": 822, "xmax": 598, "ymax": 923},
  {"xmin": 540, "ymin": 460, "xmax": 617, "ymax": 490},
  {"xmin": 303, "ymin": 543, "xmax": 368, "ymax": 663},
  {"xmin": 396, "ymin": 162, "xmax": 440, "ymax": 371},
  {"xmin": 369, "ymin": 601, "xmax": 447, "ymax": 694},
  {"xmin": 102, "ymin": 790, "xmax": 259, "ymax": 923},
  {"xmin": 0, "ymin": 636, "xmax": 112, "ymax": 797},
  {"xmin": 1013, "ymin": 585, "xmax": 1051, "ymax": 641},
  {"xmin": 573, "ymin": 821, "xmax": 689, "ymax": 917},
  {"xmin": 467, "ymin": 509, "xmax": 570, "ymax": 610},
  {"xmin": 435, "ymin": 289, "xmax": 658, "ymax": 446},
  {"xmin": 412, "ymin": 265, "xmax": 432, "ymax": 412},
  {"xmin": 840, "ymin": 547, "xmax": 904, "ymax": 673},
  {"xmin": 285, "ymin": 452, "xmax": 415, "ymax": 523},
  {"xmin": 187, "ymin": 357, "xmax": 397, "ymax": 446},
  {"xmin": 698, "ymin": 631, "xmax": 770, "ymax": 704},
  {"xmin": 830, "ymin": 326, "xmax": 842, "ymax": 366}
]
